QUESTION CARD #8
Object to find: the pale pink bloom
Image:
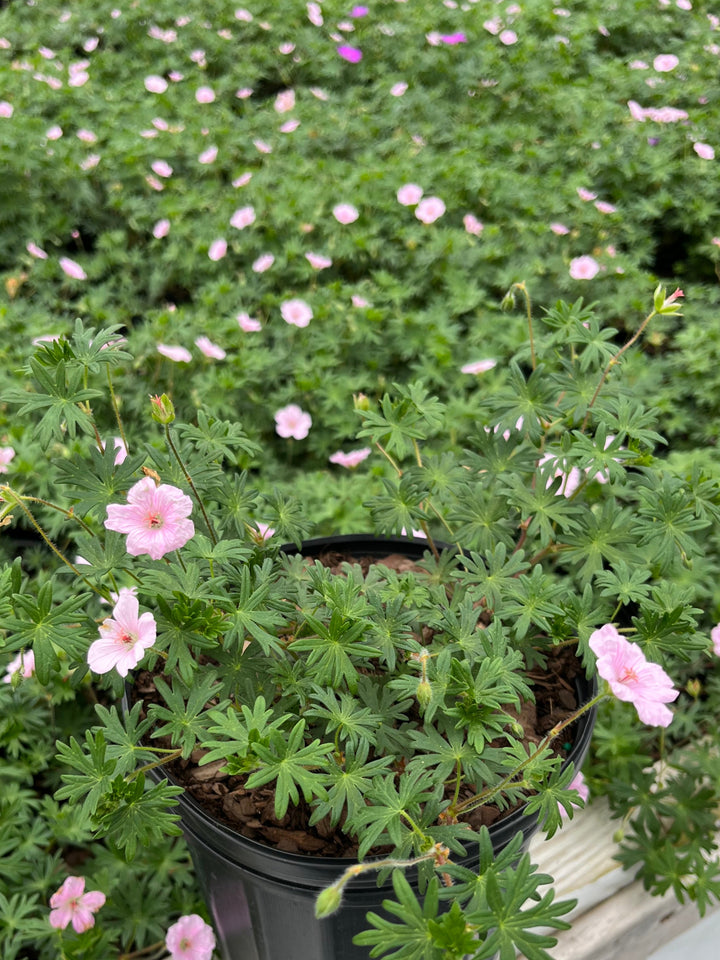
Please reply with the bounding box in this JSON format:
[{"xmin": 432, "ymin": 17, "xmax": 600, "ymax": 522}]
[
  {"xmin": 153, "ymin": 219, "xmax": 171, "ymax": 239},
  {"xmin": 237, "ymin": 312, "xmax": 262, "ymax": 332},
  {"xmin": 146, "ymin": 175, "xmax": 165, "ymax": 191},
  {"xmin": 49, "ymin": 877, "xmax": 106, "ymax": 934},
  {"xmin": 0, "ymin": 446, "xmax": 15, "ymax": 473},
  {"xmin": 654, "ymin": 53, "xmax": 679, "ymax": 72},
  {"xmin": 426, "ymin": 31, "xmax": 442, "ymax": 46},
  {"xmin": 105, "ymin": 476, "xmax": 194, "ymax": 561},
  {"xmin": 278, "ymin": 43, "xmax": 296, "ymax": 55},
  {"xmin": 46, "ymin": 124, "xmax": 63, "ymax": 140},
  {"xmin": 576, "ymin": 187, "xmax": 597, "ymax": 201},
  {"xmin": 157, "ymin": 343, "xmax": 192, "ymax": 362},
  {"xmin": 148, "ymin": 25, "xmax": 177, "ymax": 42},
  {"xmin": 677, "ymin": 0, "xmax": 691, "ymax": 9},
  {"xmin": 274, "ymin": 89, "xmax": 295, "ymax": 113},
  {"xmin": 113, "ymin": 437, "xmax": 128, "ymax": 465},
  {"xmin": 169, "ymin": 70, "xmax": 184, "ymax": 82},
  {"xmin": 461, "ymin": 359, "xmax": 497, "ymax": 375},
  {"xmin": 629, "ymin": 59, "xmax": 649, "ymax": 69},
  {"xmin": 152, "ymin": 160, "xmax": 173, "ymax": 178},
  {"xmin": 32, "ymin": 334, "xmax": 61, "ymax": 346},
  {"xmin": 75, "ymin": 555, "xmax": 91, "ymax": 565},
  {"xmin": 307, "ymin": 2, "xmax": 324, "ymax": 26},
  {"xmin": 310, "ymin": 87, "xmax": 329, "ymax": 101},
  {"xmin": 390, "ymin": 81, "xmax": 408, "ymax": 96},
  {"xmin": 235, "ymin": 8, "xmax": 253, "ymax": 20},
  {"xmin": 59, "ymin": 257, "xmax": 87, "ymax": 280},
  {"xmin": 280, "ymin": 118, "xmax": 301, "ymax": 133},
  {"xmin": 559, "ymin": 771, "xmax": 589, "ymax": 820},
  {"xmin": 569, "ymin": 255, "xmax": 600, "ymax": 280},
  {"xmin": 594, "ymin": 200, "xmax": 616, "ymax": 214},
  {"xmin": 352, "ymin": 295, "xmax": 370, "ymax": 308},
  {"xmin": 84, "ymin": 36, "xmax": 99, "ymax": 52},
  {"xmin": 190, "ymin": 49, "xmax": 206, "ymax": 64},
  {"xmin": 141, "ymin": 129, "xmax": 159, "ymax": 139},
  {"xmin": 499, "ymin": 30, "xmax": 518, "ymax": 44},
  {"xmin": 76, "ymin": 129, "xmax": 97, "ymax": 144},
  {"xmin": 230, "ymin": 206, "xmax": 256, "ymax": 230},
  {"xmin": 713, "ymin": 238, "xmax": 720, "ymax": 247},
  {"xmin": 484, "ymin": 17, "xmax": 502, "ymax": 34},
  {"xmin": 253, "ymin": 522, "xmax": 275, "ymax": 541},
  {"xmin": 401, "ymin": 527, "xmax": 427, "ymax": 539},
  {"xmin": 305, "ymin": 252, "xmax": 332, "ymax": 270},
  {"xmin": 281, "ymin": 299, "xmax": 313, "ymax": 327},
  {"xmin": 218, "ymin": 29, "xmax": 233, "ymax": 40},
  {"xmin": 550, "ymin": 222, "xmax": 570, "ymax": 235},
  {"xmin": 712, "ymin": 624, "xmax": 720, "ymax": 656},
  {"xmin": 2, "ymin": 649, "xmax": 34, "ymax": 683},
  {"xmin": 39, "ymin": 46, "xmax": 56, "ymax": 59},
  {"xmin": 145, "ymin": 75, "xmax": 168, "ymax": 93},
  {"xmin": 236, "ymin": 87, "xmax": 253, "ymax": 99},
  {"xmin": 253, "ymin": 138, "xmax": 272, "ymax": 153},
  {"xmin": 275, "ymin": 404, "xmax": 312, "ymax": 439},
  {"xmin": 337, "ymin": 44, "xmax": 362, "ymax": 62},
  {"xmin": 645, "ymin": 105, "xmax": 688, "ymax": 122},
  {"xmin": 80, "ymin": 154, "xmax": 100, "ymax": 171},
  {"xmin": 87, "ymin": 593, "xmax": 156, "ymax": 677},
  {"xmin": 198, "ymin": 145, "xmax": 218, "ymax": 164},
  {"xmin": 589, "ymin": 624, "xmax": 678, "ymax": 726},
  {"xmin": 463, "ymin": 214, "xmax": 484, "ymax": 236},
  {"xmin": 694, "ymin": 142, "xmax": 715, "ymax": 160},
  {"xmin": 627, "ymin": 99, "xmax": 647, "ymax": 121},
  {"xmin": 166, "ymin": 914, "xmax": 216, "ymax": 960},
  {"xmin": 329, "ymin": 448, "xmax": 372, "ymax": 468},
  {"xmin": 333, "ymin": 203, "xmax": 359, "ymax": 224},
  {"xmin": 233, "ymin": 172, "xmax": 253, "ymax": 187},
  {"xmin": 68, "ymin": 71, "xmax": 89, "ymax": 87},
  {"xmin": 538, "ymin": 453, "xmax": 583, "ymax": 497},
  {"xmin": 252, "ymin": 254, "xmax": 274, "ymax": 272},
  {"xmin": 195, "ymin": 336, "xmax": 226, "ymax": 359},
  {"xmin": 196, "ymin": 86, "xmax": 215, "ymax": 103},
  {"xmin": 208, "ymin": 238, "xmax": 227, "ymax": 261},
  {"xmin": 397, "ymin": 183, "xmax": 424, "ymax": 206},
  {"xmin": 415, "ymin": 196, "xmax": 446, "ymax": 224},
  {"xmin": 27, "ymin": 242, "xmax": 48, "ymax": 259}
]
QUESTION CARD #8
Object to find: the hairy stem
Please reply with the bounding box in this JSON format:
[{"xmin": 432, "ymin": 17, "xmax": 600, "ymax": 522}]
[{"xmin": 164, "ymin": 425, "xmax": 218, "ymax": 545}]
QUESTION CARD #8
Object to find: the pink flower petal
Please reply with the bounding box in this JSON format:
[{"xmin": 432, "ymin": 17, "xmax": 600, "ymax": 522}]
[
  {"xmin": 157, "ymin": 343, "xmax": 192, "ymax": 362},
  {"xmin": 59, "ymin": 257, "xmax": 87, "ymax": 280}
]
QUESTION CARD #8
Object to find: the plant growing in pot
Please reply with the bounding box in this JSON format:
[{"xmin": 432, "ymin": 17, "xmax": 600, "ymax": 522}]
[{"xmin": 0, "ymin": 286, "xmax": 709, "ymax": 960}]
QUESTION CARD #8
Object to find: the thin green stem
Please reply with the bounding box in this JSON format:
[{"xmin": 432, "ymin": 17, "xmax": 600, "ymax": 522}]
[
  {"xmin": 164, "ymin": 425, "xmax": 218, "ymax": 545},
  {"xmin": 513, "ymin": 282, "xmax": 536, "ymax": 371},
  {"xmin": 374, "ymin": 441, "xmax": 402, "ymax": 477},
  {"xmin": 20, "ymin": 496, "xmax": 95, "ymax": 536},
  {"xmin": 128, "ymin": 748, "xmax": 184, "ymax": 780}
]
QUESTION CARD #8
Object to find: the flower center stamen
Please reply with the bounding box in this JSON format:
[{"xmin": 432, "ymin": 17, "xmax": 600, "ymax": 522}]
[
  {"xmin": 619, "ymin": 667, "xmax": 638, "ymax": 684},
  {"xmin": 147, "ymin": 512, "xmax": 164, "ymax": 529}
]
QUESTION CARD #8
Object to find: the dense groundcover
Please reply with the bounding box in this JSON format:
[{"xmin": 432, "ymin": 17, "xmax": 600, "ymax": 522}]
[{"xmin": 2, "ymin": 1, "xmax": 720, "ymax": 958}]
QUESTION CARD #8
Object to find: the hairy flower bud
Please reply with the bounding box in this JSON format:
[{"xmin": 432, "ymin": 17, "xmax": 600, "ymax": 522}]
[
  {"xmin": 315, "ymin": 884, "xmax": 343, "ymax": 919},
  {"xmin": 353, "ymin": 392, "xmax": 370, "ymax": 412},
  {"xmin": 150, "ymin": 393, "xmax": 175, "ymax": 424},
  {"xmin": 416, "ymin": 679, "xmax": 432, "ymax": 710}
]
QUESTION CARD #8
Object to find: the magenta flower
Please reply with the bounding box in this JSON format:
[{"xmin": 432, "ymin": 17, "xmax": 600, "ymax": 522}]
[
  {"xmin": 569, "ymin": 255, "xmax": 600, "ymax": 280},
  {"xmin": 49, "ymin": 877, "xmax": 106, "ymax": 934},
  {"xmin": 2, "ymin": 649, "xmax": 35, "ymax": 684},
  {"xmin": 87, "ymin": 592, "xmax": 157, "ymax": 677},
  {"xmin": 329, "ymin": 448, "xmax": 372, "ymax": 469},
  {"xmin": 195, "ymin": 336, "xmax": 226, "ymax": 360},
  {"xmin": 281, "ymin": 299, "xmax": 313, "ymax": 327},
  {"xmin": 157, "ymin": 343, "xmax": 192, "ymax": 362},
  {"xmin": 350, "ymin": 5, "xmax": 369, "ymax": 16},
  {"xmin": 0, "ymin": 446, "xmax": 15, "ymax": 473},
  {"xmin": 105, "ymin": 476, "xmax": 195, "ymax": 560},
  {"xmin": 166, "ymin": 914, "xmax": 216, "ymax": 960},
  {"xmin": 415, "ymin": 196, "xmax": 446, "ymax": 224},
  {"xmin": 337, "ymin": 45, "xmax": 362, "ymax": 63},
  {"xmin": 275, "ymin": 404, "xmax": 312, "ymax": 440},
  {"xmin": 59, "ymin": 257, "xmax": 87, "ymax": 280},
  {"xmin": 589, "ymin": 624, "xmax": 678, "ymax": 727},
  {"xmin": 440, "ymin": 32, "xmax": 467, "ymax": 44}
]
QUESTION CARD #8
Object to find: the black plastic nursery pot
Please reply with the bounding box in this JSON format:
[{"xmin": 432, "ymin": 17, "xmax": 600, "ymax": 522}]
[{"xmin": 149, "ymin": 535, "xmax": 598, "ymax": 960}]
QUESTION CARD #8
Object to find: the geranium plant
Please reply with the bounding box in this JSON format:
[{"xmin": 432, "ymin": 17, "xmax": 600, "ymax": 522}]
[{"xmin": 2, "ymin": 284, "xmax": 718, "ymax": 959}]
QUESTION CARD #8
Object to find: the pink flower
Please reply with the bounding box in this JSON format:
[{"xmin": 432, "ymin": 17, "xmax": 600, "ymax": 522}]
[
  {"xmin": 195, "ymin": 336, "xmax": 226, "ymax": 359},
  {"xmin": 252, "ymin": 253, "xmax": 274, "ymax": 272},
  {"xmin": 0, "ymin": 446, "xmax": 15, "ymax": 473},
  {"xmin": 305, "ymin": 252, "xmax": 332, "ymax": 270},
  {"xmin": 694, "ymin": 142, "xmax": 715, "ymax": 160},
  {"xmin": 415, "ymin": 197, "xmax": 446, "ymax": 224},
  {"xmin": 329, "ymin": 448, "xmax": 372, "ymax": 468},
  {"xmin": 166, "ymin": 914, "xmax": 216, "ymax": 960},
  {"xmin": 235, "ymin": 8, "xmax": 253, "ymax": 21},
  {"xmin": 337, "ymin": 45, "xmax": 362, "ymax": 63},
  {"xmin": 559, "ymin": 771, "xmax": 589, "ymax": 820},
  {"xmin": 196, "ymin": 86, "xmax": 215, "ymax": 103},
  {"xmin": 397, "ymin": 183, "xmax": 424, "ymax": 206},
  {"xmin": 307, "ymin": 2, "xmax": 324, "ymax": 26},
  {"xmin": 281, "ymin": 299, "xmax": 313, "ymax": 327},
  {"xmin": 87, "ymin": 592, "xmax": 157, "ymax": 677},
  {"xmin": 157, "ymin": 343, "xmax": 192, "ymax": 362},
  {"xmin": 653, "ymin": 53, "xmax": 679, "ymax": 72},
  {"xmin": 3, "ymin": 649, "xmax": 35, "ymax": 683},
  {"xmin": 49, "ymin": 877, "xmax": 106, "ymax": 934},
  {"xmin": 440, "ymin": 32, "xmax": 467, "ymax": 44},
  {"xmin": 59, "ymin": 257, "xmax": 87, "ymax": 280},
  {"xmin": 253, "ymin": 138, "xmax": 272, "ymax": 154},
  {"xmin": 113, "ymin": 437, "xmax": 128, "ymax": 465},
  {"xmin": 550, "ymin": 222, "xmax": 570, "ymax": 235},
  {"xmin": 46, "ymin": 124, "xmax": 63, "ymax": 140},
  {"xmin": 105, "ymin": 476, "xmax": 195, "ymax": 560},
  {"xmin": 712, "ymin": 624, "xmax": 720, "ymax": 656},
  {"xmin": 350, "ymin": 4, "xmax": 369, "ymax": 15},
  {"xmin": 230, "ymin": 206, "xmax": 256, "ymax": 230},
  {"xmin": 569, "ymin": 255, "xmax": 600, "ymax": 280},
  {"xmin": 236, "ymin": 87, "xmax": 253, "ymax": 99},
  {"xmin": 390, "ymin": 82, "xmax": 408, "ymax": 96},
  {"xmin": 351, "ymin": 295, "xmax": 370, "ymax": 308},
  {"xmin": 208, "ymin": 238, "xmax": 227, "ymax": 261},
  {"xmin": 280, "ymin": 119, "xmax": 300, "ymax": 133},
  {"xmin": 151, "ymin": 160, "xmax": 173, "ymax": 178},
  {"xmin": 484, "ymin": 17, "xmax": 502, "ymax": 34},
  {"xmin": 589, "ymin": 624, "xmax": 678, "ymax": 726},
  {"xmin": 145, "ymin": 75, "xmax": 168, "ymax": 93},
  {"xmin": 233, "ymin": 172, "xmax": 253, "ymax": 188},
  {"xmin": 198, "ymin": 145, "xmax": 218, "ymax": 164},
  {"xmin": 576, "ymin": 187, "xmax": 597, "ymax": 201},
  {"xmin": 463, "ymin": 214, "xmax": 484, "ymax": 236},
  {"xmin": 253, "ymin": 522, "xmax": 275, "ymax": 542},
  {"xmin": 333, "ymin": 203, "xmax": 359, "ymax": 224},
  {"xmin": 538, "ymin": 453, "xmax": 583, "ymax": 497},
  {"xmin": 274, "ymin": 404, "xmax": 312, "ymax": 439},
  {"xmin": 594, "ymin": 201, "xmax": 616, "ymax": 214},
  {"xmin": 499, "ymin": 30, "xmax": 518, "ymax": 45},
  {"xmin": 153, "ymin": 219, "xmax": 171, "ymax": 239},
  {"xmin": 461, "ymin": 359, "xmax": 497, "ymax": 375},
  {"xmin": 237, "ymin": 312, "xmax": 262, "ymax": 332},
  {"xmin": 274, "ymin": 89, "xmax": 295, "ymax": 113}
]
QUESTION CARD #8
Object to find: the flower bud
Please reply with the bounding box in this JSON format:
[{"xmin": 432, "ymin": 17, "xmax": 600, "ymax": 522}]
[
  {"xmin": 315, "ymin": 884, "xmax": 343, "ymax": 919},
  {"xmin": 653, "ymin": 285, "xmax": 684, "ymax": 315},
  {"xmin": 353, "ymin": 392, "xmax": 370, "ymax": 412},
  {"xmin": 150, "ymin": 393, "xmax": 175, "ymax": 424},
  {"xmin": 416, "ymin": 680, "xmax": 432, "ymax": 710},
  {"xmin": 500, "ymin": 289, "xmax": 516, "ymax": 311},
  {"xmin": 686, "ymin": 678, "xmax": 701, "ymax": 699}
]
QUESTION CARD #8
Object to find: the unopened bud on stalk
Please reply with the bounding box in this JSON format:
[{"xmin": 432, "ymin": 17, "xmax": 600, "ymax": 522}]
[
  {"xmin": 686, "ymin": 678, "xmax": 701, "ymax": 699},
  {"xmin": 353, "ymin": 392, "xmax": 370, "ymax": 412},
  {"xmin": 315, "ymin": 883, "xmax": 343, "ymax": 919},
  {"xmin": 150, "ymin": 393, "xmax": 175, "ymax": 424},
  {"xmin": 416, "ymin": 679, "xmax": 432, "ymax": 710},
  {"xmin": 500, "ymin": 288, "xmax": 516, "ymax": 311},
  {"xmin": 653, "ymin": 284, "xmax": 684, "ymax": 315}
]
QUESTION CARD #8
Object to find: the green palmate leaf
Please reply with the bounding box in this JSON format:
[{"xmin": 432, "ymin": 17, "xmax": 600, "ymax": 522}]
[
  {"xmin": 92, "ymin": 702, "xmax": 156, "ymax": 775},
  {"xmin": 55, "ymin": 439, "xmax": 147, "ymax": 518},
  {"xmin": 291, "ymin": 610, "xmax": 378, "ymax": 691},
  {"xmin": 562, "ymin": 499, "xmax": 639, "ymax": 578},
  {"xmin": 347, "ymin": 768, "xmax": 440, "ymax": 859},
  {"xmin": 219, "ymin": 563, "xmax": 287, "ymax": 655},
  {"xmin": 309, "ymin": 744, "xmax": 394, "ymax": 826},
  {"xmin": 55, "ymin": 730, "xmax": 118, "ymax": 817},
  {"xmin": 149, "ymin": 673, "xmax": 227, "ymax": 758},
  {"xmin": 306, "ymin": 687, "xmax": 383, "ymax": 750},
  {"xmin": 356, "ymin": 383, "xmax": 446, "ymax": 457},
  {"xmin": 634, "ymin": 472, "xmax": 710, "ymax": 568},
  {"xmin": 7, "ymin": 584, "xmax": 93, "ymax": 682},
  {"xmin": 354, "ymin": 871, "xmax": 442, "ymax": 960},
  {"xmin": 200, "ymin": 696, "xmax": 279, "ymax": 765},
  {"xmin": 365, "ymin": 475, "xmax": 427, "ymax": 536},
  {"xmin": 490, "ymin": 362, "xmax": 559, "ymax": 443},
  {"xmin": 174, "ymin": 409, "xmax": 261, "ymax": 464},
  {"xmin": 594, "ymin": 560, "xmax": 653, "ymax": 606},
  {"xmin": 502, "ymin": 470, "xmax": 582, "ymax": 547},
  {"xmin": 454, "ymin": 545, "xmax": 530, "ymax": 611},
  {"xmin": 93, "ymin": 774, "xmax": 183, "ymax": 861},
  {"xmin": 501, "ymin": 565, "xmax": 566, "ymax": 640}
]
